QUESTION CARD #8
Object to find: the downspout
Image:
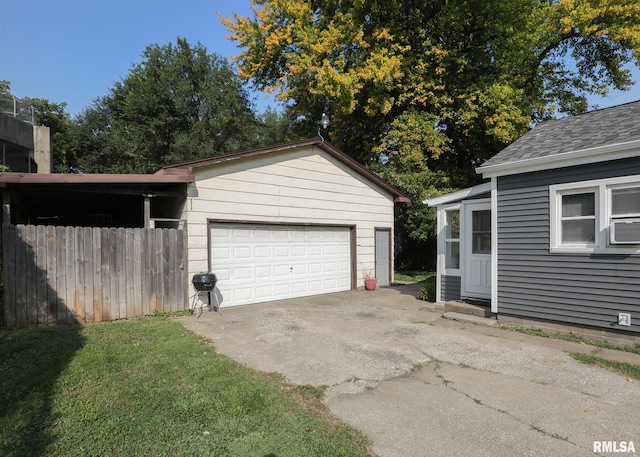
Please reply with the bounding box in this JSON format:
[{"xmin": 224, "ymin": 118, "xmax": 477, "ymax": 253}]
[
  {"xmin": 435, "ymin": 208, "xmax": 442, "ymax": 303},
  {"xmin": 490, "ymin": 177, "xmax": 498, "ymax": 313}
]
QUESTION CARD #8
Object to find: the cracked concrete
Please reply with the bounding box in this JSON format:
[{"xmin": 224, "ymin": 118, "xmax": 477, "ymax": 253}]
[{"xmin": 179, "ymin": 284, "xmax": 640, "ymax": 457}]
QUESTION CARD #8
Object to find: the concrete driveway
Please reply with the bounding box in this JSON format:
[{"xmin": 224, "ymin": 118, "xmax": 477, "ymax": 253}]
[{"xmin": 179, "ymin": 284, "xmax": 640, "ymax": 457}]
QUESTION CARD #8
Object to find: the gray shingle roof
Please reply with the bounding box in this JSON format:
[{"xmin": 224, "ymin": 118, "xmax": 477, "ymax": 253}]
[{"xmin": 480, "ymin": 100, "xmax": 640, "ymax": 168}]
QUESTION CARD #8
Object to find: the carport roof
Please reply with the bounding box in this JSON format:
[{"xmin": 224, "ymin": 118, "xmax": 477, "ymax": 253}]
[
  {"xmin": 162, "ymin": 137, "xmax": 410, "ymax": 203},
  {"xmin": 0, "ymin": 167, "xmax": 194, "ymax": 185}
]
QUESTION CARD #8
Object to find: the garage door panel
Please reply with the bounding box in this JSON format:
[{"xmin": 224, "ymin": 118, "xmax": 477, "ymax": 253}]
[
  {"xmin": 323, "ymin": 262, "xmax": 337, "ymax": 273},
  {"xmin": 290, "ymin": 263, "xmax": 308, "ymax": 274},
  {"xmin": 274, "ymin": 265, "xmax": 290, "ymax": 277},
  {"xmin": 323, "ymin": 245, "xmax": 337, "ymax": 255},
  {"xmin": 233, "ymin": 287, "xmax": 253, "ymax": 300},
  {"xmin": 255, "ymin": 285, "xmax": 273, "ymax": 299},
  {"xmin": 308, "ymin": 280, "xmax": 323, "ymax": 292},
  {"xmin": 211, "ymin": 246, "xmax": 230, "ymax": 259},
  {"xmin": 233, "ymin": 228, "xmax": 251, "ymax": 239},
  {"xmin": 323, "ymin": 278, "xmax": 339, "ymax": 288},
  {"xmin": 291, "ymin": 282, "xmax": 307, "ymax": 293},
  {"xmin": 254, "ymin": 228, "xmax": 271, "ymax": 238},
  {"xmin": 254, "ymin": 266, "xmax": 271, "ymax": 279},
  {"xmin": 338, "ymin": 244, "xmax": 350, "ymax": 255},
  {"xmin": 275, "ymin": 283, "xmax": 291, "ymax": 294},
  {"xmin": 233, "ymin": 267, "xmax": 252, "ymax": 280},
  {"xmin": 210, "ymin": 223, "xmax": 351, "ymax": 306},
  {"xmin": 254, "ymin": 246, "xmax": 271, "ymax": 257},
  {"xmin": 233, "ymin": 246, "xmax": 252, "ymax": 258},
  {"xmin": 273, "ymin": 229, "xmax": 289, "ymax": 239},
  {"xmin": 291, "ymin": 245, "xmax": 306, "ymax": 256},
  {"xmin": 274, "ymin": 246, "xmax": 289, "ymax": 257}
]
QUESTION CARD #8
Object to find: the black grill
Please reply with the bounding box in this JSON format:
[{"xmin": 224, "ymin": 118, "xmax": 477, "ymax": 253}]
[{"xmin": 192, "ymin": 273, "xmax": 217, "ymax": 291}]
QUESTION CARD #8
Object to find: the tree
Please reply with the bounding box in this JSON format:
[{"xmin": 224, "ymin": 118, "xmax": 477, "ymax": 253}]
[
  {"xmin": 76, "ymin": 38, "xmax": 260, "ymax": 173},
  {"xmin": 222, "ymin": 0, "xmax": 640, "ymax": 172},
  {"xmin": 254, "ymin": 107, "xmax": 294, "ymax": 145},
  {"xmin": 222, "ymin": 0, "xmax": 640, "ymax": 268}
]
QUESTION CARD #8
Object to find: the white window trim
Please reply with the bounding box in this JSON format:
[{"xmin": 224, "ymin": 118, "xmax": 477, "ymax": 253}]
[
  {"xmin": 549, "ymin": 174, "xmax": 640, "ymax": 254},
  {"xmin": 438, "ymin": 203, "xmax": 461, "ymax": 276},
  {"xmin": 551, "ymin": 186, "xmax": 600, "ymax": 250}
]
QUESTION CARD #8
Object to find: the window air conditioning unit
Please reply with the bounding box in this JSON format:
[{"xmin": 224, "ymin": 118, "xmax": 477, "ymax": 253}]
[{"xmin": 610, "ymin": 218, "xmax": 640, "ymax": 244}]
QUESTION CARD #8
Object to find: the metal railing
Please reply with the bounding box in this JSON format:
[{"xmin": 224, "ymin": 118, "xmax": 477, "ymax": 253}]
[{"xmin": 0, "ymin": 92, "xmax": 35, "ymax": 125}]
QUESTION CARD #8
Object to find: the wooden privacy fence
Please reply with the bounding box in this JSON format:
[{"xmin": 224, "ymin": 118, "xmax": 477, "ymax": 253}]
[{"xmin": 3, "ymin": 224, "xmax": 188, "ymax": 327}]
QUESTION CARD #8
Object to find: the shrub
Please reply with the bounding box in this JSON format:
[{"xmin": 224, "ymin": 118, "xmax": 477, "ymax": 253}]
[{"xmin": 417, "ymin": 282, "xmax": 436, "ymax": 302}]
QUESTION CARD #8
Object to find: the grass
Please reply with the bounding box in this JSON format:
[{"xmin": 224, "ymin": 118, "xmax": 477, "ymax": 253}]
[
  {"xmin": 394, "ymin": 270, "xmax": 435, "ymax": 283},
  {"xmin": 502, "ymin": 325, "xmax": 640, "ymax": 381},
  {"xmin": 0, "ymin": 318, "xmax": 373, "ymax": 457},
  {"xmin": 502, "ymin": 326, "xmax": 640, "ymax": 355},
  {"xmin": 394, "ymin": 271, "xmax": 437, "ymax": 302},
  {"xmin": 567, "ymin": 352, "xmax": 640, "ymax": 381}
]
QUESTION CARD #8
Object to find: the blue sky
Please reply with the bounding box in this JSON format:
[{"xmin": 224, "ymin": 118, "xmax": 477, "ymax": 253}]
[
  {"xmin": 1, "ymin": 1, "xmax": 273, "ymax": 116},
  {"xmin": 2, "ymin": 0, "xmax": 639, "ymax": 118}
]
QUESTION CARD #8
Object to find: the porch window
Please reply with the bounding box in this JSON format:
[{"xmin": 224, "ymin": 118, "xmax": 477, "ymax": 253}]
[{"xmin": 444, "ymin": 209, "xmax": 460, "ymax": 269}]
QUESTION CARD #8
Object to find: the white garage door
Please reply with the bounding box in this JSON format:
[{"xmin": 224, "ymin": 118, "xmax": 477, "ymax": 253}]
[{"xmin": 210, "ymin": 223, "xmax": 352, "ymax": 306}]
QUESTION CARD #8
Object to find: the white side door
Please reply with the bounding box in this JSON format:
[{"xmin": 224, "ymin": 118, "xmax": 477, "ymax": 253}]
[
  {"xmin": 462, "ymin": 201, "xmax": 491, "ymax": 299},
  {"xmin": 375, "ymin": 229, "xmax": 391, "ymax": 287}
]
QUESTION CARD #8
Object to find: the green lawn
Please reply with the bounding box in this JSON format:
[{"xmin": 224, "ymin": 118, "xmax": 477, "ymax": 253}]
[
  {"xmin": 0, "ymin": 318, "xmax": 373, "ymax": 457},
  {"xmin": 394, "ymin": 271, "xmax": 435, "ymax": 283}
]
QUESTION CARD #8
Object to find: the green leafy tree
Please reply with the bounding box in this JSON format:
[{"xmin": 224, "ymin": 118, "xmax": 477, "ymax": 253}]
[
  {"xmin": 222, "ymin": 0, "xmax": 640, "ymax": 171},
  {"xmin": 222, "ymin": 0, "xmax": 640, "ymax": 268},
  {"xmin": 254, "ymin": 107, "xmax": 294, "ymax": 146},
  {"xmin": 76, "ymin": 38, "xmax": 260, "ymax": 173}
]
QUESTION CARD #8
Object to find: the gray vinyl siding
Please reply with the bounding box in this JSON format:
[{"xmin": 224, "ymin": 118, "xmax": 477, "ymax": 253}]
[
  {"xmin": 441, "ymin": 275, "xmax": 461, "ymax": 302},
  {"xmin": 497, "ymin": 157, "xmax": 640, "ymax": 333}
]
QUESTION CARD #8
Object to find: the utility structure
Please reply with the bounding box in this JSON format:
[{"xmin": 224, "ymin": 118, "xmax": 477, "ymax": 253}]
[{"xmin": 0, "ymin": 92, "xmax": 52, "ymax": 173}]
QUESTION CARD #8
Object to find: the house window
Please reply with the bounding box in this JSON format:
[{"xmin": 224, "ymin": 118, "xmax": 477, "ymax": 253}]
[
  {"xmin": 444, "ymin": 209, "xmax": 460, "ymax": 269},
  {"xmin": 611, "ymin": 187, "xmax": 640, "ymax": 217},
  {"xmin": 560, "ymin": 192, "xmax": 596, "ymax": 244},
  {"xmin": 550, "ymin": 176, "xmax": 640, "ymax": 253}
]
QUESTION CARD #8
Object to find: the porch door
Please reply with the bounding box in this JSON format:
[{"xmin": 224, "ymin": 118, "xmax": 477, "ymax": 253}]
[{"xmin": 463, "ymin": 201, "xmax": 491, "ymax": 299}]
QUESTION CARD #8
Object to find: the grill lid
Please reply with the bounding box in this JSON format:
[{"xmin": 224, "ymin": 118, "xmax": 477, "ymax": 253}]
[{"xmin": 192, "ymin": 272, "xmax": 217, "ymax": 291}]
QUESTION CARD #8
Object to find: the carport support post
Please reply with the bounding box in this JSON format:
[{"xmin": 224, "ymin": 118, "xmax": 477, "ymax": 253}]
[
  {"xmin": 143, "ymin": 194, "xmax": 151, "ymax": 228},
  {"xmin": 2, "ymin": 190, "xmax": 10, "ymax": 225}
]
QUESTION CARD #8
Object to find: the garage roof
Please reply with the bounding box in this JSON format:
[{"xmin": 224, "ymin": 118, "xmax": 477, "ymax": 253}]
[{"xmin": 162, "ymin": 138, "xmax": 410, "ymax": 203}]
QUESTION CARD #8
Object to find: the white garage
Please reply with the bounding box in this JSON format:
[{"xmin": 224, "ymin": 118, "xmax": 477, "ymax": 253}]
[
  {"xmin": 210, "ymin": 223, "xmax": 352, "ymax": 306},
  {"xmin": 163, "ymin": 138, "xmax": 409, "ymax": 307}
]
